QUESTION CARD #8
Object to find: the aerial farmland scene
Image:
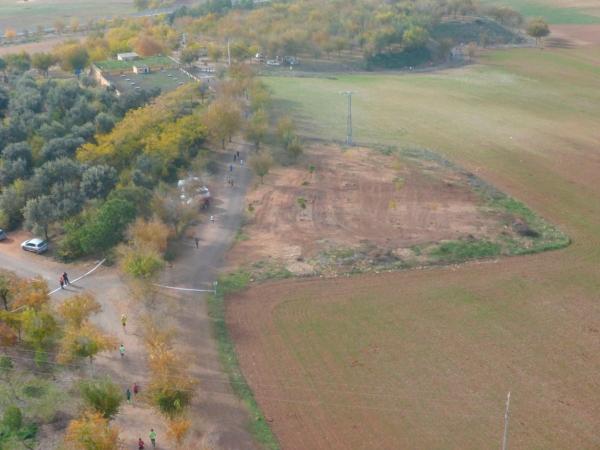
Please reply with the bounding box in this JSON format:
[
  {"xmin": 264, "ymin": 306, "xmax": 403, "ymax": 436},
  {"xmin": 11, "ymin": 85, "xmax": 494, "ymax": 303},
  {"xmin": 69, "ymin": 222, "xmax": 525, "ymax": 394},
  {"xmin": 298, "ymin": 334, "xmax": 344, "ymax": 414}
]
[{"xmin": 0, "ymin": 0, "xmax": 598, "ymax": 449}]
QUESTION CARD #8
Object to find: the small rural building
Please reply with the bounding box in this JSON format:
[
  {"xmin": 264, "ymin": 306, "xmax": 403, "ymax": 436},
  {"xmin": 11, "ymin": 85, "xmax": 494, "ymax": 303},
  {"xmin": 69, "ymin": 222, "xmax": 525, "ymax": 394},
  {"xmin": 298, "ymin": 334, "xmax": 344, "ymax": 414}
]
[
  {"xmin": 133, "ymin": 64, "xmax": 150, "ymax": 74},
  {"xmin": 117, "ymin": 52, "xmax": 139, "ymax": 61}
]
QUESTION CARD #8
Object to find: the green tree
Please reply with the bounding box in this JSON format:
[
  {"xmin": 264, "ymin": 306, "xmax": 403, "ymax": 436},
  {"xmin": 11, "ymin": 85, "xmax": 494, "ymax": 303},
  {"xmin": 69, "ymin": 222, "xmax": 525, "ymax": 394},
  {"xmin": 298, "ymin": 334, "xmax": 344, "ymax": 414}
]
[
  {"xmin": 403, "ymin": 26, "xmax": 429, "ymax": 50},
  {"xmin": 0, "ymin": 404, "xmax": 37, "ymax": 449},
  {"xmin": 79, "ymin": 377, "xmax": 123, "ymax": 419},
  {"xmin": 57, "ymin": 43, "xmax": 90, "ymax": 73},
  {"xmin": 152, "ymin": 386, "xmax": 193, "ymax": 419},
  {"xmin": 245, "ymin": 108, "xmax": 268, "ymax": 149},
  {"xmin": 21, "ymin": 308, "xmax": 59, "ymax": 365},
  {"xmin": 249, "ymin": 150, "xmax": 273, "ymax": 184},
  {"xmin": 23, "ymin": 195, "xmax": 55, "ymax": 240},
  {"xmin": 31, "ymin": 53, "xmax": 57, "ymax": 77},
  {"xmin": 57, "ymin": 294, "xmax": 101, "ymax": 328},
  {"xmin": 58, "ymin": 322, "xmax": 116, "ymax": 366},
  {"xmin": 527, "ymin": 18, "xmax": 550, "ymax": 48}
]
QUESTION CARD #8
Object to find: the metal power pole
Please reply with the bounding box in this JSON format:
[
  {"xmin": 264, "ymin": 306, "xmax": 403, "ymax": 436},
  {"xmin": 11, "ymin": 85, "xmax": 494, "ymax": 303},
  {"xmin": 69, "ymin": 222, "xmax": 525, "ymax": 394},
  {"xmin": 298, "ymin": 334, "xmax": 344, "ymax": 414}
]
[
  {"xmin": 341, "ymin": 91, "xmax": 354, "ymax": 145},
  {"xmin": 502, "ymin": 391, "xmax": 511, "ymax": 450}
]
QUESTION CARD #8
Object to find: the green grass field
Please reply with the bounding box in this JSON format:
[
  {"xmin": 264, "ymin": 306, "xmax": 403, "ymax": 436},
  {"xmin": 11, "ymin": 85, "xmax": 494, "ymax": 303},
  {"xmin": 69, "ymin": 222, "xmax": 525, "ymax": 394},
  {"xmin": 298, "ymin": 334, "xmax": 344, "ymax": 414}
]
[
  {"xmin": 0, "ymin": 0, "xmax": 134, "ymax": 33},
  {"xmin": 95, "ymin": 55, "xmax": 175, "ymax": 71},
  {"xmin": 227, "ymin": 46, "xmax": 600, "ymax": 448},
  {"xmin": 480, "ymin": 0, "xmax": 600, "ymax": 24}
]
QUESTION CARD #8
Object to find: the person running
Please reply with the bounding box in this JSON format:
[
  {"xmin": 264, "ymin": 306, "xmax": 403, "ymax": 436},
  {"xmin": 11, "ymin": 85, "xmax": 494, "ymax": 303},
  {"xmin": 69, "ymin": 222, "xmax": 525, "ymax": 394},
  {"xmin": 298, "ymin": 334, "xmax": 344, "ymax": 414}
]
[
  {"xmin": 126, "ymin": 388, "xmax": 132, "ymax": 404},
  {"xmin": 133, "ymin": 382, "xmax": 140, "ymax": 396},
  {"xmin": 210, "ymin": 215, "xmax": 215, "ymax": 223},
  {"xmin": 194, "ymin": 237, "xmax": 200, "ymax": 248},
  {"xmin": 62, "ymin": 272, "xmax": 70, "ymax": 285},
  {"xmin": 138, "ymin": 437, "xmax": 145, "ymax": 449},
  {"xmin": 229, "ymin": 164, "xmax": 233, "ymax": 172},
  {"xmin": 121, "ymin": 314, "xmax": 127, "ymax": 331},
  {"xmin": 119, "ymin": 344, "xmax": 125, "ymax": 358},
  {"xmin": 59, "ymin": 276, "xmax": 65, "ymax": 290},
  {"xmin": 149, "ymin": 429, "xmax": 157, "ymax": 448},
  {"xmin": 233, "ymin": 153, "xmax": 237, "ymax": 162},
  {"xmin": 236, "ymin": 150, "xmax": 240, "ymax": 158}
]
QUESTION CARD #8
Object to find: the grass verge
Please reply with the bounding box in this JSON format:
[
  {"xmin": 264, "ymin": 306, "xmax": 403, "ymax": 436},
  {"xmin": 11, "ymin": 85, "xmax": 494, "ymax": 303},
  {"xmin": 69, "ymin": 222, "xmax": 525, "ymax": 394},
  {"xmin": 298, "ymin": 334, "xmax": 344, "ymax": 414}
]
[{"xmin": 207, "ymin": 270, "xmax": 280, "ymax": 450}]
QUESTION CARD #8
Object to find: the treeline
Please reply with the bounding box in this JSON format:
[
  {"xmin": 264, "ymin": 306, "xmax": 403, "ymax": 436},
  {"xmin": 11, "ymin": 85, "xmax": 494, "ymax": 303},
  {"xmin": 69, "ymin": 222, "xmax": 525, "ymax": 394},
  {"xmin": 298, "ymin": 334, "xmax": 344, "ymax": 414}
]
[{"xmin": 171, "ymin": 0, "xmax": 525, "ymax": 67}]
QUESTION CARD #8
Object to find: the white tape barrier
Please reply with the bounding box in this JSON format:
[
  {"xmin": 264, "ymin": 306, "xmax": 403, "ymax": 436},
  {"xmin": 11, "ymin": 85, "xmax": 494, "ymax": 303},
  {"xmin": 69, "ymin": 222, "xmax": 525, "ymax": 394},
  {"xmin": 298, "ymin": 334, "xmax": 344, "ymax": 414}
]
[
  {"xmin": 152, "ymin": 283, "xmax": 216, "ymax": 293},
  {"xmin": 48, "ymin": 258, "xmax": 106, "ymax": 295}
]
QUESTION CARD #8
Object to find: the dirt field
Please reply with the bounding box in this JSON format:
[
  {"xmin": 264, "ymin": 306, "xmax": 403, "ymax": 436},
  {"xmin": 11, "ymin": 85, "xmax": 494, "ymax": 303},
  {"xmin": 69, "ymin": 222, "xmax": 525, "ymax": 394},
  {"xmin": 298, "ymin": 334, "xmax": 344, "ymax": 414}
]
[
  {"xmin": 550, "ymin": 24, "xmax": 600, "ymax": 45},
  {"xmin": 229, "ymin": 144, "xmax": 505, "ymax": 273},
  {"xmin": 226, "ymin": 46, "xmax": 600, "ymax": 449},
  {"xmin": 230, "ymin": 142, "xmax": 566, "ymax": 277}
]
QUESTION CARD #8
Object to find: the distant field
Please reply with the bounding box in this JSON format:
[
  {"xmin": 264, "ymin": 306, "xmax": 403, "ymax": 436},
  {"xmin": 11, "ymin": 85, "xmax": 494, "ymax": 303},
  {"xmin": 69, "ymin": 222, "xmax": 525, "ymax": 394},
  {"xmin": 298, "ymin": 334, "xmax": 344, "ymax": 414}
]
[
  {"xmin": 227, "ymin": 47, "xmax": 600, "ymax": 449},
  {"xmin": 481, "ymin": 0, "xmax": 600, "ymax": 24},
  {"xmin": 0, "ymin": 0, "xmax": 134, "ymax": 33}
]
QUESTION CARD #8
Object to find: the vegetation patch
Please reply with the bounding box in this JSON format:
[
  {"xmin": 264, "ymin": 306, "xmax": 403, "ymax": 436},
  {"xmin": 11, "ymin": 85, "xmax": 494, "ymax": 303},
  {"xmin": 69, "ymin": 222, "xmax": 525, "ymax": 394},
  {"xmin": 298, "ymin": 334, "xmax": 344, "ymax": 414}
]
[{"xmin": 208, "ymin": 271, "xmax": 280, "ymax": 450}]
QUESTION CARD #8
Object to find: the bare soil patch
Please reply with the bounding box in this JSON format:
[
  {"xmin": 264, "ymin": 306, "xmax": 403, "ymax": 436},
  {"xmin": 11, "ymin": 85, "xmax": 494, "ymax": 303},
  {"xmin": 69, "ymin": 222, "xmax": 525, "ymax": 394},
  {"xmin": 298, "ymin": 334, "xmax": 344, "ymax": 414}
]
[
  {"xmin": 228, "ymin": 144, "xmax": 566, "ymax": 277},
  {"xmin": 550, "ymin": 24, "xmax": 600, "ymax": 45}
]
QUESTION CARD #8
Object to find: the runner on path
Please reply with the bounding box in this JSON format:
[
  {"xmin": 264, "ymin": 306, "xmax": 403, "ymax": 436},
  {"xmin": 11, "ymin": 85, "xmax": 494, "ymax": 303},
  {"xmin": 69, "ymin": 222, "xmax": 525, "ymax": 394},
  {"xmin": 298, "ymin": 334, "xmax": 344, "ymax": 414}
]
[
  {"xmin": 126, "ymin": 388, "xmax": 132, "ymax": 404},
  {"xmin": 133, "ymin": 382, "xmax": 140, "ymax": 396},
  {"xmin": 121, "ymin": 314, "xmax": 127, "ymax": 331},
  {"xmin": 59, "ymin": 276, "xmax": 64, "ymax": 290},
  {"xmin": 138, "ymin": 437, "xmax": 145, "ymax": 449},
  {"xmin": 62, "ymin": 272, "xmax": 70, "ymax": 285},
  {"xmin": 149, "ymin": 429, "xmax": 157, "ymax": 448},
  {"xmin": 119, "ymin": 344, "xmax": 125, "ymax": 358}
]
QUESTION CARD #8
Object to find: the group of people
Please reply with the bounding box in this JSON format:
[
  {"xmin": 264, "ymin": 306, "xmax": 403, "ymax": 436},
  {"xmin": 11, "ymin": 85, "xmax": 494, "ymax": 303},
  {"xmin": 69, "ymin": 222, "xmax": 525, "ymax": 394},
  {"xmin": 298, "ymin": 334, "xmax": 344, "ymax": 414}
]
[
  {"xmin": 138, "ymin": 428, "xmax": 157, "ymax": 449},
  {"xmin": 125, "ymin": 382, "xmax": 140, "ymax": 404},
  {"xmin": 58, "ymin": 271, "xmax": 70, "ymax": 289}
]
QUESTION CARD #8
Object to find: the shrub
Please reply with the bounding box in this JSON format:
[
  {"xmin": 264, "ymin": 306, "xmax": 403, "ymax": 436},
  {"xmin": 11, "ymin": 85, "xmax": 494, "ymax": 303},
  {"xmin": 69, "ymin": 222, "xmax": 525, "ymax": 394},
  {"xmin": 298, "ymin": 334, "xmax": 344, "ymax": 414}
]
[{"xmin": 79, "ymin": 377, "xmax": 123, "ymax": 420}]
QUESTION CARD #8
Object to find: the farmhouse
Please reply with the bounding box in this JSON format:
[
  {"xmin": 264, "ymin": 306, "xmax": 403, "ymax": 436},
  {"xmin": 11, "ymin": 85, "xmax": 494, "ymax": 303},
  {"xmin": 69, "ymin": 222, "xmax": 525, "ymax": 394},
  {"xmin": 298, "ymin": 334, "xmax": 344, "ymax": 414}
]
[{"xmin": 117, "ymin": 52, "xmax": 139, "ymax": 61}]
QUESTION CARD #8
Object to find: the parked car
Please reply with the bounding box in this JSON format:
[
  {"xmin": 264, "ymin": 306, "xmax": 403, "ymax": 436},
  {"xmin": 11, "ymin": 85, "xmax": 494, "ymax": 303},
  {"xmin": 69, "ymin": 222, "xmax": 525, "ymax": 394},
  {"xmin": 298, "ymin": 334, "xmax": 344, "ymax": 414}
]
[
  {"xmin": 0, "ymin": 229, "xmax": 6, "ymax": 241},
  {"xmin": 21, "ymin": 238, "xmax": 48, "ymax": 254}
]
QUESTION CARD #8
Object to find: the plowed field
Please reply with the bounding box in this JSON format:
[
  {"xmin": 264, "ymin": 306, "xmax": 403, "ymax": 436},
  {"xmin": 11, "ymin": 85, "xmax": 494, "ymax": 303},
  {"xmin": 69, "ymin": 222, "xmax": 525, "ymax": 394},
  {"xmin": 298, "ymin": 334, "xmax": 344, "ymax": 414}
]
[{"xmin": 226, "ymin": 47, "xmax": 600, "ymax": 449}]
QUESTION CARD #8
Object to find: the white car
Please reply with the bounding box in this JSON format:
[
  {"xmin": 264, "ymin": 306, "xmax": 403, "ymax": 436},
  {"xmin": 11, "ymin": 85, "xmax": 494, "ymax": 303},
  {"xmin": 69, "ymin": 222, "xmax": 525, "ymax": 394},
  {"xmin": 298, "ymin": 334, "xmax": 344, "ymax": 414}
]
[{"xmin": 21, "ymin": 238, "xmax": 48, "ymax": 254}]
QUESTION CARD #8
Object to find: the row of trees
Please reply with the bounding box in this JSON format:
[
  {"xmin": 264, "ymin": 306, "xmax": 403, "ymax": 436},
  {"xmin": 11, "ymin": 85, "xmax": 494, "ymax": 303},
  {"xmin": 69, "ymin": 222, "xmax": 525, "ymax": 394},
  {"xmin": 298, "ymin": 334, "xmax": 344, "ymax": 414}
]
[{"xmin": 171, "ymin": 0, "xmax": 525, "ymax": 67}]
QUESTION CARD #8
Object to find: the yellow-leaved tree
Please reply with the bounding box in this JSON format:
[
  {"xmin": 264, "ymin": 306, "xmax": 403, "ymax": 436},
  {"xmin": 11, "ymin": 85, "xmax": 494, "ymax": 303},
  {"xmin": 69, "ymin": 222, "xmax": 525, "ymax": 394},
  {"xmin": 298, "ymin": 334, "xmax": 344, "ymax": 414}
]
[{"xmin": 64, "ymin": 411, "xmax": 121, "ymax": 450}]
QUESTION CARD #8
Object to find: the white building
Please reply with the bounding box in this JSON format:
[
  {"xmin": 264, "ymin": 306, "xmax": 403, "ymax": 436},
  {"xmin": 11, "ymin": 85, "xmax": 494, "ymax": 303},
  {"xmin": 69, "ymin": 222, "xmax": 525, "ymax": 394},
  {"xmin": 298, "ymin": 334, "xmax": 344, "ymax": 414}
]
[{"xmin": 117, "ymin": 52, "xmax": 139, "ymax": 62}]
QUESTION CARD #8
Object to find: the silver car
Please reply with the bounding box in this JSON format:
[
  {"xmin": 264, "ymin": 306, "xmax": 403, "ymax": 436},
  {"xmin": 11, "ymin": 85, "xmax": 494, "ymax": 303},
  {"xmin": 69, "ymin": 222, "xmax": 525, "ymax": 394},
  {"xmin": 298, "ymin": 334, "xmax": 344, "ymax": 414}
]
[{"xmin": 21, "ymin": 238, "xmax": 48, "ymax": 254}]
